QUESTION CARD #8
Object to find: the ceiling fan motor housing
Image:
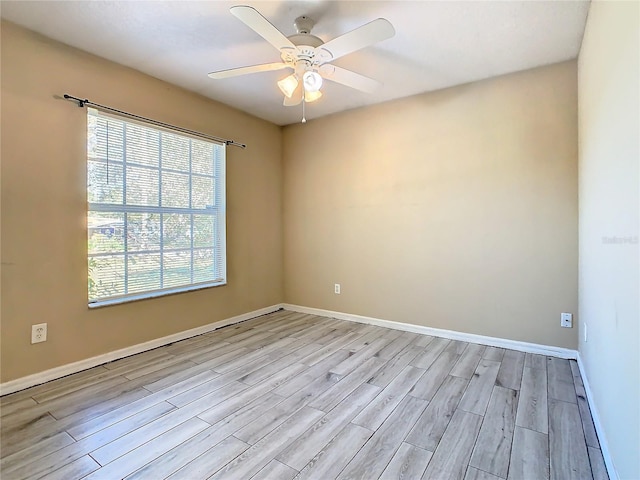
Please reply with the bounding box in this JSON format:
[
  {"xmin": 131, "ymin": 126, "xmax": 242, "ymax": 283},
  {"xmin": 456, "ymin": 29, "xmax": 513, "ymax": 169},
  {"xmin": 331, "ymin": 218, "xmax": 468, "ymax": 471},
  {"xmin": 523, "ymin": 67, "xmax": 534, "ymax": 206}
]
[{"xmin": 279, "ymin": 15, "xmax": 328, "ymax": 75}]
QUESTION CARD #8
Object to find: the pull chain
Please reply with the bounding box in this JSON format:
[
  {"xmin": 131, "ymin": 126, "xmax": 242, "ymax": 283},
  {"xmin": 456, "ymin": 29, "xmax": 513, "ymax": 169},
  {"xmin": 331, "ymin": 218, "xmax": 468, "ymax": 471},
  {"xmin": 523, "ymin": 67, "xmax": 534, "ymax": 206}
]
[{"xmin": 302, "ymin": 95, "xmax": 306, "ymax": 124}]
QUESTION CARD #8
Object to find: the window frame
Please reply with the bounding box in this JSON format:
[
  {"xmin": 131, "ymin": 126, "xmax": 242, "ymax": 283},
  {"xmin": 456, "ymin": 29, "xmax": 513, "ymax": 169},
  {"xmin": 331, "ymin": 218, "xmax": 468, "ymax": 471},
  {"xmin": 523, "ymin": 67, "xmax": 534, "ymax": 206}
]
[{"xmin": 87, "ymin": 108, "xmax": 226, "ymax": 308}]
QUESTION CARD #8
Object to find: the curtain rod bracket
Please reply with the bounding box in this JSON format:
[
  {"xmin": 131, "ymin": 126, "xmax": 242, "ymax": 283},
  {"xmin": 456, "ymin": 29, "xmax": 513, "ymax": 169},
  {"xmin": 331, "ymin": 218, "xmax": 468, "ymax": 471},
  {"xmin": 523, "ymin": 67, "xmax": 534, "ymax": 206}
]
[{"xmin": 63, "ymin": 94, "xmax": 87, "ymax": 108}]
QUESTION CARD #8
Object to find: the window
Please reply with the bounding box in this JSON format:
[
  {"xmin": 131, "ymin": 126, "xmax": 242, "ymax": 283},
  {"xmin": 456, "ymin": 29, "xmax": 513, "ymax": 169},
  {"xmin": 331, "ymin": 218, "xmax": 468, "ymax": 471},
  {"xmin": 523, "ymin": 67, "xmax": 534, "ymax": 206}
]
[{"xmin": 87, "ymin": 108, "xmax": 226, "ymax": 306}]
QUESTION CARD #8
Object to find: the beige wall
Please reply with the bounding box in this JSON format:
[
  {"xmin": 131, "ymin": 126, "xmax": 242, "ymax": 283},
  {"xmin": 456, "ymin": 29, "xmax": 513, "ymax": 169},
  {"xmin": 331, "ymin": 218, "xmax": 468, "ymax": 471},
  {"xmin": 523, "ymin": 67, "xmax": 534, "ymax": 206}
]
[
  {"xmin": 283, "ymin": 61, "xmax": 579, "ymax": 349},
  {"xmin": 0, "ymin": 21, "xmax": 283, "ymax": 382},
  {"xmin": 578, "ymin": 2, "xmax": 640, "ymax": 478}
]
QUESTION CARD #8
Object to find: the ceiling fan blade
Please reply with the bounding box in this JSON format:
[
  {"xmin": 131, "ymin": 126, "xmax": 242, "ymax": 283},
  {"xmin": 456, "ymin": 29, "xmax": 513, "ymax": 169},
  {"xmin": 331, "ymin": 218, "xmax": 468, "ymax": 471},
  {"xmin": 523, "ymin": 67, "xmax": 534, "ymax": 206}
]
[
  {"xmin": 316, "ymin": 18, "xmax": 395, "ymax": 62},
  {"xmin": 320, "ymin": 65, "xmax": 381, "ymax": 93},
  {"xmin": 208, "ymin": 62, "xmax": 289, "ymax": 79},
  {"xmin": 230, "ymin": 6, "xmax": 296, "ymax": 52},
  {"xmin": 283, "ymin": 83, "xmax": 303, "ymax": 106}
]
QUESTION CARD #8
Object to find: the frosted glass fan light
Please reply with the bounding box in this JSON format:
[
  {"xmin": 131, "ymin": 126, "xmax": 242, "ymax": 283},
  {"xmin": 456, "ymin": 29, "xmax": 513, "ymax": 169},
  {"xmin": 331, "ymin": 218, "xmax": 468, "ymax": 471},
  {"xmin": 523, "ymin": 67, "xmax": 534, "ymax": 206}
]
[
  {"xmin": 277, "ymin": 74, "xmax": 299, "ymax": 98},
  {"xmin": 304, "ymin": 90, "xmax": 322, "ymax": 103},
  {"xmin": 302, "ymin": 71, "xmax": 323, "ymax": 92}
]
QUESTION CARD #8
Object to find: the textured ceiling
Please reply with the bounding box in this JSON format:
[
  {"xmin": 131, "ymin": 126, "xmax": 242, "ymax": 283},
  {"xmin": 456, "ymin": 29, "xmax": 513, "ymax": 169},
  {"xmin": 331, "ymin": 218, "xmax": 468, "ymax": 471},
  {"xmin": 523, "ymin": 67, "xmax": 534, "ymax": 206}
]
[{"xmin": 1, "ymin": 1, "xmax": 590, "ymax": 126}]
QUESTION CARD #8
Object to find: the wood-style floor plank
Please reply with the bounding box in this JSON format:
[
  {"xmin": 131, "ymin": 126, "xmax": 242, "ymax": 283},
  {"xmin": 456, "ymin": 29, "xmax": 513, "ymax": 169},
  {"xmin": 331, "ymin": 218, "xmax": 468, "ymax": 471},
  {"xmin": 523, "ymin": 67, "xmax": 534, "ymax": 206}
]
[
  {"xmin": 549, "ymin": 398, "xmax": 593, "ymax": 480},
  {"xmin": 164, "ymin": 436, "xmax": 250, "ymax": 480},
  {"xmin": 0, "ymin": 310, "xmax": 606, "ymax": 480},
  {"xmin": 406, "ymin": 375, "xmax": 468, "ymax": 451},
  {"xmin": 468, "ymin": 386, "xmax": 518, "ymax": 478},
  {"xmin": 588, "ymin": 446, "xmax": 609, "ymax": 480},
  {"xmin": 208, "ymin": 407, "xmax": 325, "ymax": 480},
  {"xmin": 570, "ymin": 361, "xmax": 600, "ymax": 448},
  {"xmin": 84, "ymin": 417, "xmax": 210, "ymax": 479},
  {"xmin": 457, "ymin": 359, "xmax": 501, "ymax": 415},
  {"xmin": 482, "ymin": 346, "xmax": 505, "ymax": 362},
  {"xmin": 251, "ymin": 459, "xmax": 298, "ymax": 480},
  {"xmin": 337, "ymin": 395, "xmax": 428, "ymax": 480},
  {"xmin": 450, "ymin": 343, "xmax": 486, "ymax": 379},
  {"xmin": 295, "ymin": 423, "xmax": 373, "ymax": 480},
  {"xmin": 409, "ymin": 347, "xmax": 460, "ymax": 401},
  {"xmin": 41, "ymin": 455, "xmax": 101, "ymax": 480},
  {"xmin": 525, "ymin": 353, "xmax": 547, "ymax": 370},
  {"xmin": 352, "ymin": 365, "xmax": 425, "ymax": 430},
  {"xmin": 508, "ymin": 426, "xmax": 550, "ymax": 480},
  {"xmin": 367, "ymin": 344, "xmax": 422, "ymax": 388},
  {"xmin": 411, "ymin": 337, "xmax": 451, "ymax": 370},
  {"xmin": 547, "ymin": 357, "xmax": 577, "ymax": 404},
  {"xmin": 422, "ymin": 408, "xmax": 483, "ymax": 480},
  {"xmin": 495, "ymin": 350, "xmax": 525, "ymax": 390},
  {"xmin": 379, "ymin": 442, "xmax": 432, "ymax": 480},
  {"xmin": 277, "ymin": 383, "xmax": 380, "ymax": 470},
  {"xmin": 465, "ymin": 466, "xmax": 502, "ymax": 480},
  {"xmin": 516, "ymin": 366, "xmax": 548, "ymax": 433},
  {"xmin": 308, "ymin": 358, "xmax": 385, "ymax": 412}
]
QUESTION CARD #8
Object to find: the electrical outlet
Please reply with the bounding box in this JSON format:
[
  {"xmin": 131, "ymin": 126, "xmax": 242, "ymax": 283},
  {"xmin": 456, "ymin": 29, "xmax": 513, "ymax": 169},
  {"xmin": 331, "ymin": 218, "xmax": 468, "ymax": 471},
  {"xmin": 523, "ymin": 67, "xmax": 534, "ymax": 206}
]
[
  {"xmin": 584, "ymin": 323, "xmax": 588, "ymax": 342},
  {"xmin": 560, "ymin": 313, "xmax": 573, "ymax": 328},
  {"xmin": 334, "ymin": 283, "xmax": 341, "ymax": 295},
  {"xmin": 31, "ymin": 323, "xmax": 47, "ymax": 344}
]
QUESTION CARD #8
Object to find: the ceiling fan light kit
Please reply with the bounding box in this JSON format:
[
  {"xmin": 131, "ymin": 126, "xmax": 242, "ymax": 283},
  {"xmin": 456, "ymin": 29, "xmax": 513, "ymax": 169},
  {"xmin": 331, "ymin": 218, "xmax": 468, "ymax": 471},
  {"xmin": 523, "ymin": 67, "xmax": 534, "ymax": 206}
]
[
  {"xmin": 208, "ymin": 5, "xmax": 395, "ymax": 122},
  {"xmin": 277, "ymin": 74, "xmax": 299, "ymax": 98}
]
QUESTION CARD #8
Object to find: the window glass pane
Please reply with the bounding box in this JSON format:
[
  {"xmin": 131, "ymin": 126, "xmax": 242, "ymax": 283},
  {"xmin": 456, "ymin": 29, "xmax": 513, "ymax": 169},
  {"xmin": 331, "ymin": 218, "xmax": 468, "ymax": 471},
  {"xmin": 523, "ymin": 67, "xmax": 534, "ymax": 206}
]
[
  {"xmin": 127, "ymin": 213, "xmax": 160, "ymax": 252},
  {"xmin": 89, "ymin": 213, "xmax": 125, "ymax": 254},
  {"xmin": 192, "ymin": 140, "xmax": 213, "ymax": 175},
  {"xmin": 193, "ymin": 215, "xmax": 214, "ymax": 248},
  {"xmin": 192, "ymin": 176, "xmax": 214, "ymax": 209},
  {"xmin": 88, "ymin": 161, "xmax": 124, "ymax": 204},
  {"xmin": 162, "ymin": 172, "xmax": 190, "ymax": 208},
  {"xmin": 126, "ymin": 124, "xmax": 159, "ymax": 167},
  {"xmin": 89, "ymin": 255, "xmax": 125, "ymax": 301},
  {"xmin": 128, "ymin": 253, "xmax": 161, "ymax": 293},
  {"xmin": 89, "ymin": 117, "xmax": 124, "ymax": 162},
  {"xmin": 161, "ymin": 133, "xmax": 190, "ymax": 172},
  {"xmin": 163, "ymin": 251, "xmax": 192, "ymax": 288},
  {"xmin": 194, "ymin": 249, "xmax": 214, "ymax": 283},
  {"xmin": 126, "ymin": 166, "xmax": 159, "ymax": 206},
  {"xmin": 163, "ymin": 214, "xmax": 191, "ymax": 249}
]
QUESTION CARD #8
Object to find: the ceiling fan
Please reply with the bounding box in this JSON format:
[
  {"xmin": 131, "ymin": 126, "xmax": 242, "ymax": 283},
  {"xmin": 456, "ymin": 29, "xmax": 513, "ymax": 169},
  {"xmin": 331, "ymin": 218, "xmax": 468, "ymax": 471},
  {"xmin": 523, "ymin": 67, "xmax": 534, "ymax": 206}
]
[{"xmin": 208, "ymin": 5, "xmax": 395, "ymax": 108}]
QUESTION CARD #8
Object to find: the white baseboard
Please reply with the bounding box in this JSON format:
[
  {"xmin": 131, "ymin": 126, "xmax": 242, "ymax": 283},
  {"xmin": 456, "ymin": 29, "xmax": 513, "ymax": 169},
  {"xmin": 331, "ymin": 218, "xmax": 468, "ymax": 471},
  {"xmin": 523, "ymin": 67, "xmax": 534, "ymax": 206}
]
[
  {"xmin": 283, "ymin": 303, "xmax": 578, "ymax": 359},
  {"xmin": 0, "ymin": 304, "xmax": 283, "ymax": 396},
  {"xmin": 576, "ymin": 353, "xmax": 618, "ymax": 480}
]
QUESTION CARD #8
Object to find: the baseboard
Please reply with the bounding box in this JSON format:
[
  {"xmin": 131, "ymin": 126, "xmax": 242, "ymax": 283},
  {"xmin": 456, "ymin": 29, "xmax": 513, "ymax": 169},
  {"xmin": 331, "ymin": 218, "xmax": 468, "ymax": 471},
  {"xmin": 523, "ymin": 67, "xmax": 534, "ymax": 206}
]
[
  {"xmin": 0, "ymin": 304, "xmax": 284, "ymax": 396},
  {"xmin": 283, "ymin": 303, "xmax": 578, "ymax": 360},
  {"xmin": 576, "ymin": 352, "xmax": 619, "ymax": 480}
]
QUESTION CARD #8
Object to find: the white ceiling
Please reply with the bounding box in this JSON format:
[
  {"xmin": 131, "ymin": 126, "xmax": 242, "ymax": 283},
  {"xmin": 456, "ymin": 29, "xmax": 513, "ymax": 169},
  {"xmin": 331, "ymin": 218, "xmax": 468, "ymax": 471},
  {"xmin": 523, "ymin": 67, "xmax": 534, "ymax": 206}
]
[{"xmin": 1, "ymin": 1, "xmax": 590, "ymax": 126}]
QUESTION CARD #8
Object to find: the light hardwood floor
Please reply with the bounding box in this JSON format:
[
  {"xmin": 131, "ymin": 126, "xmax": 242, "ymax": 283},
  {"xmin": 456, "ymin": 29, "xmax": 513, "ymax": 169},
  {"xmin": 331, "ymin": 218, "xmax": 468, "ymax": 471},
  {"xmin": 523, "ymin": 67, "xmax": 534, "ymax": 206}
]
[{"xmin": 0, "ymin": 310, "xmax": 608, "ymax": 479}]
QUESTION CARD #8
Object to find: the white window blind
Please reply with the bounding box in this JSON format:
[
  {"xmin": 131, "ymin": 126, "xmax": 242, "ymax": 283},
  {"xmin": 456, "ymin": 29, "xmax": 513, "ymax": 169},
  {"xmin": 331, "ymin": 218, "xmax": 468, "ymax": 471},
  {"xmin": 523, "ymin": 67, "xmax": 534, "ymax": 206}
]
[{"xmin": 87, "ymin": 108, "xmax": 226, "ymax": 306}]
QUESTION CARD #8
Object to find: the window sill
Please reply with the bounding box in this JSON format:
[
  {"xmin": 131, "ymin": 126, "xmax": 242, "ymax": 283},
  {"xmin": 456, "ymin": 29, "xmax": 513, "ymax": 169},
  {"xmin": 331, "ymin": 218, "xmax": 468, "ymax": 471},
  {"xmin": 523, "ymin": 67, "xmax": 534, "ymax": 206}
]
[{"xmin": 88, "ymin": 281, "xmax": 226, "ymax": 309}]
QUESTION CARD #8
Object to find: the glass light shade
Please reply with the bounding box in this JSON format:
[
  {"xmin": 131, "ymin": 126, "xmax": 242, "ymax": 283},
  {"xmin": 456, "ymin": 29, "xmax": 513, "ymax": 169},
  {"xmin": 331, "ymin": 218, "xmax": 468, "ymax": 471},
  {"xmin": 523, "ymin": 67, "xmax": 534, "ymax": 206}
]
[
  {"xmin": 302, "ymin": 71, "xmax": 323, "ymax": 92},
  {"xmin": 277, "ymin": 74, "xmax": 298, "ymax": 98},
  {"xmin": 304, "ymin": 90, "xmax": 322, "ymax": 103}
]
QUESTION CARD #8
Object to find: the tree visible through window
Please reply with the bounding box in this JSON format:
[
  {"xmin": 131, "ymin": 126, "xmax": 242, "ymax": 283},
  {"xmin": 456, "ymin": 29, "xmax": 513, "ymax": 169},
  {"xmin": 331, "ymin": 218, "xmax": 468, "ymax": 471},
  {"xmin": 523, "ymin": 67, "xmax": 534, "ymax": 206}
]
[{"xmin": 87, "ymin": 108, "xmax": 226, "ymax": 305}]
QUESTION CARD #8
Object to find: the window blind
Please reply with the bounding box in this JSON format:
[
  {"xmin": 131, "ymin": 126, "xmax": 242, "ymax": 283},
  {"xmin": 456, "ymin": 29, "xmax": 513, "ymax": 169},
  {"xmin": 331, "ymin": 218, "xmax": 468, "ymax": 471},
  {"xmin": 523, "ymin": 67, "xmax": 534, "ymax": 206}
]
[{"xmin": 87, "ymin": 108, "xmax": 226, "ymax": 305}]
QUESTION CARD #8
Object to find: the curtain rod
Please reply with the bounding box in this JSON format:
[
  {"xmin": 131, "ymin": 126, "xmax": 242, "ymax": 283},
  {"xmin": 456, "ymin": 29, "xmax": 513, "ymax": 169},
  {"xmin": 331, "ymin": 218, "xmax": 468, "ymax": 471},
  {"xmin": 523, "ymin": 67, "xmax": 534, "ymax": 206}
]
[{"xmin": 62, "ymin": 94, "xmax": 246, "ymax": 149}]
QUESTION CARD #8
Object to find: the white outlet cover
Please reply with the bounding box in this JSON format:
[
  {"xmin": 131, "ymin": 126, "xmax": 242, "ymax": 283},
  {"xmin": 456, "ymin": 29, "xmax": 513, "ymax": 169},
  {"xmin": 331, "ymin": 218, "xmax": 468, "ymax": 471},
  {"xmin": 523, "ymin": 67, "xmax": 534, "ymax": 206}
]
[
  {"xmin": 31, "ymin": 323, "xmax": 47, "ymax": 343},
  {"xmin": 560, "ymin": 313, "xmax": 572, "ymax": 328}
]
